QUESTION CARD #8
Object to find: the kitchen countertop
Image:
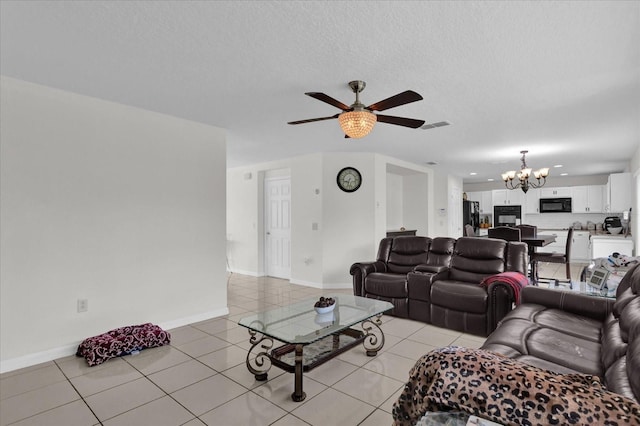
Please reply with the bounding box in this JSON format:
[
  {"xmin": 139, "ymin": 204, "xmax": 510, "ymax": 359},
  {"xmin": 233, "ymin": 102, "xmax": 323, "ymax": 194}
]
[
  {"xmin": 590, "ymin": 234, "xmax": 633, "ymax": 239},
  {"xmin": 537, "ymin": 228, "xmax": 631, "ymax": 237}
]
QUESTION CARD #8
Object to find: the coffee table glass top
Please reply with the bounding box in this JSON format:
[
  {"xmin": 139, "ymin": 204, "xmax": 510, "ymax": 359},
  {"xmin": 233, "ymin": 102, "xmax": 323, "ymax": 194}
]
[
  {"xmin": 545, "ymin": 281, "xmax": 616, "ymax": 298},
  {"xmin": 238, "ymin": 295, "xmax": 393, "ymax": 344}
]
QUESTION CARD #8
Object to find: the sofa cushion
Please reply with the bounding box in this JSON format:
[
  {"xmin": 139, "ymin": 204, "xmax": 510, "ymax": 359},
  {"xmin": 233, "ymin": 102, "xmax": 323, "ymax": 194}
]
[
  {"xmin": 614, "ymin": 287, "xmax": 637, "ymax": 318},
  {"xmin": 387, "ymin": 236, "xmax": 430, "ymax": 274},
  {"xmin": 425, "ymin": 237, "xmax": 455, "ymax": 267},
  {"xmin": 431, "ymin": 281, "xmax": 487, "ymax": 314},
  {"xmin": 482, "ymin": 306, "xmax": 603, "ymax": 377},
  {"xmin": 533, "ymin": 309, "xmax": 602, "ymax": 343},
  {"xmin": 448, "ymin": 238, "xmax": 506, "ymax": 283},
  {"xmin": 524, "ymin": 327, "xmax": 602, "ymax": 376},
  {"xmin": 619, "ymin": 297, "xmax": 640, "ymax": 343},
  {"xmin": 364, "ymin": 273, "xmax": 408, "ymax": 298},
  {"xmin": 602, "ymin": 315, "xmax": 628, "ymax": 371}
]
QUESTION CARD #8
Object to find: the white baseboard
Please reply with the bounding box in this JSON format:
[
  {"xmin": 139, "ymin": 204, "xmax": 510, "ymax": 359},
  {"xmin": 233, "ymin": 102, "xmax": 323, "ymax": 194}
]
[
  {"xmin": 228, "ymin": 268, "xmax": 262, "ymax": 277},
  {"xmin": 0, "ymin": 307, "xmax": 229, "ymax": 374},
  {"xmin": 321, "ymin": 282, "xmax": 353, "ymax": 290},
  {"xmin": 158, "ymin": 307, "xmax": 229, "ymax": 330},
  {"xmin": 289, "ymin": 278, "xmax": 352, "ymax": 290},
  {"xmin": 0, "ymin": 344, "xmax": 79, "ymax": 374}
]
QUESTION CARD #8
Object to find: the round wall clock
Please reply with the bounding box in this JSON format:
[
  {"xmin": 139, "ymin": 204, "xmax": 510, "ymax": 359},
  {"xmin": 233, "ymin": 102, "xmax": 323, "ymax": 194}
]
[{"xmin": 337, "ymin": 167, "xmax": 362, "ymax": 193}]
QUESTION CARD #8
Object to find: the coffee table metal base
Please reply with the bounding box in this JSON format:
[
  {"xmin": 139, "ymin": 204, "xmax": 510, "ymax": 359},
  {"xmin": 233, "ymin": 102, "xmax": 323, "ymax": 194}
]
[{"xmin": 244, "ymin": 315, "xmax": 385, "ymax": 402}]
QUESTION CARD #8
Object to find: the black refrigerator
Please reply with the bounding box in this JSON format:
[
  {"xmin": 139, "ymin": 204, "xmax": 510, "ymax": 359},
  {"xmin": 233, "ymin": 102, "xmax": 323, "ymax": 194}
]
[{"xmin": 463, "ymin": 201, "xmax": 480, "ymax": 235}]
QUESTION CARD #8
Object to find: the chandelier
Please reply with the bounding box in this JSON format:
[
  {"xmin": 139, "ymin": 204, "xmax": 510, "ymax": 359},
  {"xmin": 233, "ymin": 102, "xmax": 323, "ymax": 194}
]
[{"xmin": 501, "ymin": 150, "xmax": 549, "ymax": 193}]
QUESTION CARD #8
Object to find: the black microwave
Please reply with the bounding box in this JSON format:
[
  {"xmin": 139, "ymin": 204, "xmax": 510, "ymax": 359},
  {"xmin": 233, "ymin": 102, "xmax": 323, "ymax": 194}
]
[{"xmin": 539, "ymin": 197, "xmax": 572, "ymax": 213}]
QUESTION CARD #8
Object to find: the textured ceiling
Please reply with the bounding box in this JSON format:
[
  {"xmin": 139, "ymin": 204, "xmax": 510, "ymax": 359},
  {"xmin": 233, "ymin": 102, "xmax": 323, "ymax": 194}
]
[{"xmin": 1, "ymin": 1, "xmax": 639, "ymax": 182}]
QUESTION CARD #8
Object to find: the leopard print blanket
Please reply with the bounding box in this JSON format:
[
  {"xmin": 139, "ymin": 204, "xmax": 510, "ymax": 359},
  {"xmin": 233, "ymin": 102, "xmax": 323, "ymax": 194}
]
[{"xmin": 392, "ymin": 347, "xmax": 640, "ymax": 426}]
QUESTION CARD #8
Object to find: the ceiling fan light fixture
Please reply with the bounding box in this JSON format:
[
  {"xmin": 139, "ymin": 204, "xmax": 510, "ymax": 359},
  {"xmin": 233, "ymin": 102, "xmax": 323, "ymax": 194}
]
[{"xmin": 338, "ymin": 110, "xmax": 377, "ymax": 138}]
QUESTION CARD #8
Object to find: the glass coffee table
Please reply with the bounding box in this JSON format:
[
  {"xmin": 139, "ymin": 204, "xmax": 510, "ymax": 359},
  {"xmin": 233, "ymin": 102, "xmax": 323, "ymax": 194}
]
[{"xmin": 238, "ymin": 295, "xmax": 393, "ymax": 402}]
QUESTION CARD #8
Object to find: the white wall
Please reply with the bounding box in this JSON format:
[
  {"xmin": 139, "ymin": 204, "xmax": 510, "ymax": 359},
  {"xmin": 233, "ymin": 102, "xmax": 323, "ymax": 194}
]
[
  {"xmin": 322, "ymin": 153, "xmax": 377, "ymax": 286},
  {"xmin": 226, "ymin": 168, "xmax": 260, "ymax": 275},
  {"xmin": 227, "ymin": 152, "xmax": 439, "ymax": 288},
  {"xmin": 289, "ymin": 154, "xmax": 324, "ymax": 285},
  {"xmin": 386, "ymin": 173, "xmax": 403, "ymax": 229},
  {"xmin": 403, "ymin": 174, "xmax": 429, "ymax": 235},
  {"xmin": 0, "ymin": 77, "xmax": 227, "ymax": 372},
  {"xmin": 630, "ymin": 144, "xmax": 640, "ymax": 254},
  {"xmin": 432, "ymin": 171, "xmax": 451, "ymax": 237}
]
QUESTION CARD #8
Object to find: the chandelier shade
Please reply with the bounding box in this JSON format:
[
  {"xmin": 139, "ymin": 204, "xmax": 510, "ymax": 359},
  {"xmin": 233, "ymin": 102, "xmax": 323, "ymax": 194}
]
[
  {"xmin": 502, "ymin": 150, "xmax": 549, "ymax": 193},
  {"xmin": 338, "ymin": 110, "xmax": 377, "ymax": 138}
]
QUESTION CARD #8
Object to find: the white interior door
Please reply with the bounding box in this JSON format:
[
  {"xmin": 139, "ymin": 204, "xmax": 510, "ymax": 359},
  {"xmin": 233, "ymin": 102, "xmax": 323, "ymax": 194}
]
[{"xmin": 265, "ymin": 177, "xmax": 291, "ymax": 279}]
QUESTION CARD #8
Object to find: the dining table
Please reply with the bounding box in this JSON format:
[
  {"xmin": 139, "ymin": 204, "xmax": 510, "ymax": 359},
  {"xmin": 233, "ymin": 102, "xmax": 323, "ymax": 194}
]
[{"xmin": 521, "ymin": 234, "xmax": 557, "ymax": 284}]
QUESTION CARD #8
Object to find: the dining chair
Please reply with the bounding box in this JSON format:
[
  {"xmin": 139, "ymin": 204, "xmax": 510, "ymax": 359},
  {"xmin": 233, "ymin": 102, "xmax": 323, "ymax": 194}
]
[
  {"xmin": 516, "ymin": 224, "xmax": 538, "ymax": 282},
  {"xmin": 516, "ymin": 224, "xmax": 537, "ymax": 239},
  {"xmin": 464, "ymin": 224, "xmax": 476, "ymax": 237},
  {"xmin": 487, "ymin": 226, "xmax": 521, "ymax": 242},
  {"xmin": 532, "ymin": 227, "xmax": 573, "ymax": 282}
]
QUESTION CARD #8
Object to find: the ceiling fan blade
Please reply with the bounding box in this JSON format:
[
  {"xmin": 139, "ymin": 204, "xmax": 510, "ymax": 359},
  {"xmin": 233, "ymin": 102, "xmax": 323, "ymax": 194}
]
[
  {"xmin": 305, "ymin": 92, "xmax": 351, "ymax": 111},
  {"xmin": 288, "ymin": 114, "xmax": 339, "ymax": 125},
  {"xmin": 366, "ymin": 90, "xmax": 423, "ymax": 112},
  {"xmin": 376, "ymin": 114, "xmax": 426, "ymax": 128}
]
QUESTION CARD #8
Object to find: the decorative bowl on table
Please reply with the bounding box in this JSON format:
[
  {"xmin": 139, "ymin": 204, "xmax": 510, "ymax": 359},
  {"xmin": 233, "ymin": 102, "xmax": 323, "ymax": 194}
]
[
  {"xmin": 314, "ymin": 297, "xmax": 336, "ymax": 314},
  {"xmin": 314, "ymin": 312, "xmax": 335, "ymax": 325},
  {"xmin": 608, "ymin": 227, "xmax": 623, "ymax": 235}
]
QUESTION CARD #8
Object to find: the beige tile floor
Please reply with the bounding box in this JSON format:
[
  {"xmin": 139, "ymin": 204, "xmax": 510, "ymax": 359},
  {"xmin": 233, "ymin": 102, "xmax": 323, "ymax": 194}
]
[{"xmin": 0, "ymin": 262, "xmax": 583, "ymax": 426}]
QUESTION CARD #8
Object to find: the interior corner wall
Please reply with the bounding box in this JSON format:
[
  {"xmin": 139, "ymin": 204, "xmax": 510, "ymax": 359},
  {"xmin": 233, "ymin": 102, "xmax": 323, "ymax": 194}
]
[
  {"xmin": 386, "ymin": 173, "xmax": 403, "ymax": 229},
  {"xmin": 432, "ymin": 171, "xmax": 451, "ymax": 237},
  {"xmin": 630, "ymin": 144, "xmax": 640, "ymax": 255},
  {"xmin": 0, "ymin": 77, "xmax": 227, "ymax": 371},
  {"xmin": 289, "ymin": 154, "xmax": 324, "ymax": 286},
  {"xmin": 402, "ymin": 174, "xmax": 429, "ymax": 235},
  {"xmin": 227, "ymin": 168, "xmax": 260, "ymax": 276}
]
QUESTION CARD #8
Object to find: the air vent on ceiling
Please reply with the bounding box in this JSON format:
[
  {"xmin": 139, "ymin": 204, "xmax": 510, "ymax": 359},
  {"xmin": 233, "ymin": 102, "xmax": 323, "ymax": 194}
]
[{"xmin": 421, "ymin": 121, "xmax": 450, "ymax": 130}]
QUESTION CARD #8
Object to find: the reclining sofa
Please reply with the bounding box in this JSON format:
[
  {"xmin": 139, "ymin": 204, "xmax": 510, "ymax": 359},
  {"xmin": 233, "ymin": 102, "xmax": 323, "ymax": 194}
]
[
  {"xmin": 481, "ymin": 262, "xmax": 640, "ymax": 404},
  {"xmin": 350, "ymin": 236, "xmax": 528, "ymax": 336}
]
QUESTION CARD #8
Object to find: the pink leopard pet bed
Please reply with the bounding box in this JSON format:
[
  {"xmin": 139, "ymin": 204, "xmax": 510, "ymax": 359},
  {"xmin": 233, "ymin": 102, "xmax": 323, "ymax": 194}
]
[{"xmin": 76, "ymin": 323, "xmax": 171, "ymax": 366}]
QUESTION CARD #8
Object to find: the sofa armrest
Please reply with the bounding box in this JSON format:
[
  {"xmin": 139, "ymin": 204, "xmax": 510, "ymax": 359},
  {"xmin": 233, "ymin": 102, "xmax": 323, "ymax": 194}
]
[
  {"xmin": 414, "ymin": 264, "xmax": 448, "ymax": 274},
  {"xmin": 407, "ymin": 270, "xmax": 449, "ymax": 302},
  {"xmin": 350, "ymin": 261, "xmax": 388, "ymax": 296},
  {"xmin": 520, "ymin": 286, "xmax": 614, "ymax": 322},
  {"xmin": 484, "ymin": 280, "xmax": 520, "ymax": 334}
]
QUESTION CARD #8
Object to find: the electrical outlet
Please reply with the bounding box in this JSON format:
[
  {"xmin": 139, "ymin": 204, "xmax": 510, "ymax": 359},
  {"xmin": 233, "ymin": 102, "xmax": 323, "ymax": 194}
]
[{"xmin": 77, "ymin": 299, "xmax": 88, "ymax": 313}]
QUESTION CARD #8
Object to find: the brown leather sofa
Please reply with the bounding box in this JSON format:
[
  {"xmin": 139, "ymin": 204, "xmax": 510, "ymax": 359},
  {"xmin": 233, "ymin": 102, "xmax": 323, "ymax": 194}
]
[
  {"xmin": 350, "ymin": 236, "xmax": 529, "ymax": 336},
  {"xmin": 482, "ymin": 262, "xmax": 640, "ymax": 403}
]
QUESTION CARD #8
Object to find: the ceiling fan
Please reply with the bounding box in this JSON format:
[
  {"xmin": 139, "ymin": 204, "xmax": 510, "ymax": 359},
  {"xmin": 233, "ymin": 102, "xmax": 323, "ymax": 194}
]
[{"xmin": 288, "ymin": 80, "xmax": 427, "ymax": 138}]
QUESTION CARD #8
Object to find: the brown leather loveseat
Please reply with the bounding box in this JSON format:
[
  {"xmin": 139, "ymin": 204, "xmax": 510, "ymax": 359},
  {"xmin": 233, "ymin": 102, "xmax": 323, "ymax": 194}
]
[
  {"xmin": 350, "ymin": 236, "xmax": 529, "ymax": 336},
  {"xmin": 482, "ymin": 262, "xmax": 640, "ymax": 404}
]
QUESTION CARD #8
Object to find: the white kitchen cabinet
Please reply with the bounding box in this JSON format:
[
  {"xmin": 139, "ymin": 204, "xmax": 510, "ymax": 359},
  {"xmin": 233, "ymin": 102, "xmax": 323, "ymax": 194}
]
[
  {"xmin": 572, "ymin": 185, "xmax": 604, "ymax": 213},
  {"xmin": 467, "ymin": 190, "xmax": 493, "ymax": 215},
  {"xmin": 492, "ymin": 189, "xmax": 524, "ymax": 206},
  {"xmin": 605, "ymin": 172, "xmax": 632, "ymax": 213},
  {"xmin": 591, "ymin": 235, "xmax": 634, "ymax": 259},
  {"xmin": 571, "ymin": 230, "xmax": 591, "ymax": 262},
  {"xmin": 540, "ymin": 187, "xmax": 572, "ymax": 198},
  {"xmin": 480, "ymin": 191, "xmax": 492, "ymax": 214},
  {"xmin": 524, "ymin": 188, "xmax": 540, "ymax": 214}
]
